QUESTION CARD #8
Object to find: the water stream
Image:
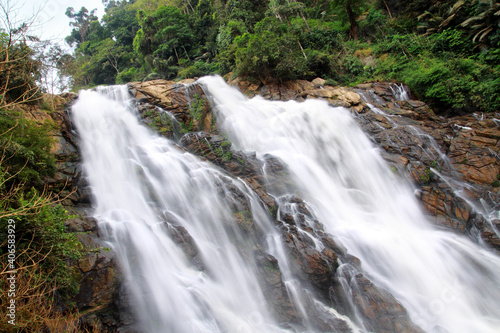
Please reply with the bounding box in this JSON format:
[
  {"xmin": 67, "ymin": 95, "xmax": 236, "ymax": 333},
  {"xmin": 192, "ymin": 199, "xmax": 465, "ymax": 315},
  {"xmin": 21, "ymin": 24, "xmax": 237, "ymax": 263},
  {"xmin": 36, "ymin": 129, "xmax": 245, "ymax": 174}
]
[
  {"xmin": 199, "ymin": 76, "xmax": 500, "ymax": 333},
  {"xmin": 71, "ymin": 79, "xmax": 500, "ymax": 333}
]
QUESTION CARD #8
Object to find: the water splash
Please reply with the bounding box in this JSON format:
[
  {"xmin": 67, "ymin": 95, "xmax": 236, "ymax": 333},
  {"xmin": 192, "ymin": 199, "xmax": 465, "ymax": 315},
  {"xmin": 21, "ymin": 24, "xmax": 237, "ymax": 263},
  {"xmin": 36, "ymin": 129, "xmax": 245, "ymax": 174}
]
[{"xmin": 359, "ymin": 94, "xmax": 500, "ymax": 248}]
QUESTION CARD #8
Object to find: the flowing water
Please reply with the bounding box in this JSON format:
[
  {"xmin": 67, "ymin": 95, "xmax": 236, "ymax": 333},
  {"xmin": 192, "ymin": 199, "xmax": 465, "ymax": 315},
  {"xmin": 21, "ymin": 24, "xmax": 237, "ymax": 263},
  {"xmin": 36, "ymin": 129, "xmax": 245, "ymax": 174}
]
[
  {"xmin": 72, "ymin": 80, "xmax": 500, "ymax": 333},
  {"xmin": 199, "ymin": 76, "xmax": 500, "ymax": 333},
  {"xmin": 71, "ymin": 86, "xmax": 358, "ymax": 333},
  {"xmin": 357, "ymin": 89, "xmax": 500, "ymax": 244}
]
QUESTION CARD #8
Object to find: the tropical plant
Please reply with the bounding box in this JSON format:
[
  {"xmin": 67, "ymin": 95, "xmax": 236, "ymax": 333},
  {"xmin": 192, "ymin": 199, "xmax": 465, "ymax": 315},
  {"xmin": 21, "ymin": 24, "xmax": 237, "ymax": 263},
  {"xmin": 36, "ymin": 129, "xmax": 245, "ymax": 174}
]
[{"xmin": 460, "ymin": 0, "xmax": 500, "ymax": 45}]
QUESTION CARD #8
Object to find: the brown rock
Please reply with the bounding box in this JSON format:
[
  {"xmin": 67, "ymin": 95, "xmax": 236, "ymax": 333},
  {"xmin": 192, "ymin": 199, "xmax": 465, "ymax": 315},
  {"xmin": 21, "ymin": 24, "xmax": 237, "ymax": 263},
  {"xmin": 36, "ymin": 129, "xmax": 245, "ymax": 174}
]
[{"xmin": 312, "ymin": 77, "xmax": 326, "ymax": 88}]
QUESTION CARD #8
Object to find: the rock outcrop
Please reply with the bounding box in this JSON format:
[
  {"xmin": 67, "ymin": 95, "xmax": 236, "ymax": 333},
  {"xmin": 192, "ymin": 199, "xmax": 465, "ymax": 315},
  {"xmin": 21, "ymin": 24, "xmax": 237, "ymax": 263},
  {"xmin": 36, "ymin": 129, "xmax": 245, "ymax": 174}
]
[
  {"xmin": 351, "ymin": 82, "xmax": 499, "ymax": 251},
  {"xmin": 212, "ymin": 78, "xmax": 499, "ymax": 251}
]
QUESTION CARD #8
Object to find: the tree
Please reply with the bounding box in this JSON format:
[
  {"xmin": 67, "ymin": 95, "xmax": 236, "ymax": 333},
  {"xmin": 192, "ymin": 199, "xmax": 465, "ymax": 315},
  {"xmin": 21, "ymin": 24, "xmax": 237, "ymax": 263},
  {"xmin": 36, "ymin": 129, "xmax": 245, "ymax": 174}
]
[
  {"xmin": 224, "ymin": 0, "xmax": 268, "ymax": 30},
  {"xmin": 268, "ymin": 0, "xmax": 309, "ymax": 29},
  {"xmin": 154, "ymin": 6, "xmax": 195, "ymax": 62},
  {"xmin": 129, "ymin": 0, "xmax": 174, "ymax": 14},
  {"xmin": 102, "ymin": 0, "xmax": 140, "ymax": 46},
  {"xmin": 331, "ymin": 0, "xmax": 368, "ymax": 40},
  {"xmin": 0, "ymin": 8, "xmax": 82, "ymax": 330},
  {"xmin": 33, "ymin": 43, "xmax": 75, "ymax": 95},
  {"xmin": 0, "ymin": 1, "xmax": 41, "ymax": 108},
  {"xmin": 233, "ymin": 17, "xmax": 309, "ymax": 82},
  {"xmin": 64, "ymin": 1, "xmax": 142, "ymax": 87},
  {"xmin": 134, "ymin": 5, "xmax": 196, "ymax": 77},
  {"xmin": 65, "ymin": 6, "xmax": 99, "ymax": 46}
]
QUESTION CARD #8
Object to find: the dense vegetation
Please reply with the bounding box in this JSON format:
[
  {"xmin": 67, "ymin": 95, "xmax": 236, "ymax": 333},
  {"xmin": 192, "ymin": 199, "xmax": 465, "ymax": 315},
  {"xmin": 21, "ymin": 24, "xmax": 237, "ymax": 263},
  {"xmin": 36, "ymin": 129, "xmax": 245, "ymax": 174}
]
[
  {"xmin": 1, "ymin": 11, "xmax": 83, "ymax": 332},
  {"xmin": 62, "ymin": 0, "xmax": 500, "ymax": 114}
]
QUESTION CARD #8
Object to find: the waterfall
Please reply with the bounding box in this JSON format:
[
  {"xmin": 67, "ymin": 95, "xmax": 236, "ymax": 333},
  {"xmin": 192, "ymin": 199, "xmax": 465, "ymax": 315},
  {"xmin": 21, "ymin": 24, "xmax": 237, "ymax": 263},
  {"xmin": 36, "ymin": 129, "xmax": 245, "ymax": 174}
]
[
  {"xmin": 389, "ymin": 83, "xmax": 409, "ymax": 101},
  {"xmin": 199, "ymin": 76, "xmax": 500, "ymax": 333},
  {"xmin": 72, "ymin": 79, "xmax": 500, "ymax": 333},
  {"xmin": 71, "ymin": 85, "xmax": 360, "ymax": 333}
]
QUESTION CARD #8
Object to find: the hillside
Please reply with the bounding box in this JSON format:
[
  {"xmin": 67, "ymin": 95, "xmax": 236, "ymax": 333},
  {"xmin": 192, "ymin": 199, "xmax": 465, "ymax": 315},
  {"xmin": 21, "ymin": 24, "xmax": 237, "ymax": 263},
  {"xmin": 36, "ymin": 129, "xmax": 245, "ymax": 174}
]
[{"xmin": 61, "ymin": 0, "xmax": 500, "ymax": 114}]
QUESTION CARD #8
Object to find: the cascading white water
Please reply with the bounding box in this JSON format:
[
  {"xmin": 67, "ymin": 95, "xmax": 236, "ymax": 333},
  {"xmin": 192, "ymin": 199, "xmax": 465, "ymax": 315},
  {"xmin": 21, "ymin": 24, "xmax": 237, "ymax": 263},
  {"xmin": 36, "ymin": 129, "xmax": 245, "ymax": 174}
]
[
  {"xmin": 390, "ymin": 83, "xmax": 409, "ymax": 101},
  {"xmin": 199, "ymin": 76, "xmax": 500, "ymax": 333},
  {"xmin": 72, "ymin": 86, "xmax": 290, "ymax": 333},
  {"xmin": 71, "ymin": 85, "xmax": 363, "ymax": 333},
  {"xmin": 359, "ymin": 96, "xmax": 500, "ymax": 243}
]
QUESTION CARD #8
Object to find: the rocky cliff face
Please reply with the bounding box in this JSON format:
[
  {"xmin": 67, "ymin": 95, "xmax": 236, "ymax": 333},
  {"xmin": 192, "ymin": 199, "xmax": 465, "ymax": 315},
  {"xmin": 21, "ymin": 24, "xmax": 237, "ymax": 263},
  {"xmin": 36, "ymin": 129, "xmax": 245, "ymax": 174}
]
[
  {"xmin": 27, "ymin": 94, "xmax": 130, "ymax": 331},
  {"xmin": 49, "ymin": 77, "xmax": 499, "ymax": 331},
  {"xmin": 351, "ymin": 83, "xmax": 500, "ymax": 251}
]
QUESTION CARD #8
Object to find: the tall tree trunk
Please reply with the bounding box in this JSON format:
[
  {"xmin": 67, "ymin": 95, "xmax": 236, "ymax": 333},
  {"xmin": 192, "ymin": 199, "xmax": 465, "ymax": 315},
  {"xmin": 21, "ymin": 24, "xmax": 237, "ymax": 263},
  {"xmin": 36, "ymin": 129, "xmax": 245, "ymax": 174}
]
[
  {"xmin": 346, "ymin": 2, "xmax": 358, "ymax": 40},
  {"xmin": 173, "ymin": 44, "xmax": 180, "ymax": 63},
  {"xmin": 301, "ymin": 13, "xmax": 311, "ymax": 32},
  {"xmin": 382, "ymin": 0, "xmax": 393, "ymax": 19}
]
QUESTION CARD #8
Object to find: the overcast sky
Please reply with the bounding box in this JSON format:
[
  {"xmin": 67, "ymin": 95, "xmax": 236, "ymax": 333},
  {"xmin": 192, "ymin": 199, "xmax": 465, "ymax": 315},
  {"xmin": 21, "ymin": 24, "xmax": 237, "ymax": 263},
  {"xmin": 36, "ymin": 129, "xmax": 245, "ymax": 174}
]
[{"xmin": 9, "ymin": 0, "xmax": 105, "ymax": 45}]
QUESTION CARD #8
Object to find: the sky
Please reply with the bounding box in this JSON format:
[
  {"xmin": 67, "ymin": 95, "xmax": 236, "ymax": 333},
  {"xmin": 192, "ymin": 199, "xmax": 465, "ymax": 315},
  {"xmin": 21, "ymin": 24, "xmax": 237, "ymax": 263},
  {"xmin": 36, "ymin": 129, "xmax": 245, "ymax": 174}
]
[{"xmin": 8, "ymin": 0, "xmax": 105, "ymax": 46}]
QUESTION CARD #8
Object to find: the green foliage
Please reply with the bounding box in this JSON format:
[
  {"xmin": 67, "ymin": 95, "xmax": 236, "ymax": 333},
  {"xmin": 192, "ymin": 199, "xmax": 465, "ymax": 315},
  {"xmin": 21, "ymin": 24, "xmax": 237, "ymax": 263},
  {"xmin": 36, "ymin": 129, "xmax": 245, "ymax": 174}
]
[
  {"xmin": 233, "ymin": 17, "xmax": 309, "ymax": 81},
  {"xmin": 0, "ymin": 196, "xmax": 82, "ymax": 296},
  {"xmin": 134, "ymin": 5, "xmax": 200, "ymax": 78},
  {"xmin": 116, "ymin": 67, "xmax": 144, "ymax": 83},
  {"xmin": 225, "ymin": 0, "xmax": 267, "ymax": 32},
  {"xmin": 65, "ymin": 7, "xmax": 99, "ymax": 47},
  {"xmin": 420, "ymin": 168, "xmax": 432, "ymax": 185},
  {"xmin": 188, "ymin": 93, "xmax": 205, "ymax": 123},
  {"xmin": 59, "ymin": 0, "xmax": 500, "ymax": 114},
  {"xmin": 429, "ymin": 29, "xmax": 474, "ymax": 56},
  {"xmin": 102, "ymin": 2, "xmax": 140, "ymax": 46},
  {"xmin": 153, "ymin": 6, "xmax": 196, "ymax": 60},
  {"xmin": 372, "ymin": 30, "xmax": 500, "ymax": 112},
  {"xmin": 141, "ymin": 109, "xmax": 175, "ymax": 136},
  {"xmin": 178, "ymin": 61, "xmax": 219, "ymax": 79},
  {"xmin": 0, "ymin": 111, "xmax": 56, "ymax": 186},
  {"xmin": 216, "ymin": 20, "xmax": 248, "ymax": 53},
  {"xmin": 5, "ymin": 203, "xmax": 81, "ymax": 291},
  {"xmin": 361, "ymin": 9, "xmax": 388, "ymax": 39},
  {"xmin": 0, "ymin": 127, "xmax": 81, "ymax": 305},
  {"xmin": 0, "ymin": 36, "xmax": 41, "ymax": 106},
  {"xmin": 302, "ymin": 27, "xmax": 342, "ymax": 51},
  {"xmin": 64, "ymin": 3, "xmax": 140, "ymax": 87},
  {"xmin": 305, "ymin": 49, "xmax": 339, "ymax": 79}
]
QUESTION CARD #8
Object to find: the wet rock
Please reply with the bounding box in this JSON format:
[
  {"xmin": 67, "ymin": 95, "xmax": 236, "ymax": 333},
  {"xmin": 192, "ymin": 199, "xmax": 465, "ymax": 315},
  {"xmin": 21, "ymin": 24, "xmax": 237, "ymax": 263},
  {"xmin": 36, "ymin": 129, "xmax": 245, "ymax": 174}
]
[
  {"xmin": 62, "ymin": 212, "xmax": 132, "ymax": 332},
  {"xmin": 303, "ymin": 86, "xmax": 362, "ymax": 107},
  {"xmin": 348, "ymin": 274, "xmax": 424, "ymax": 333},
  {"xmin": 354, "ymin": 83, "xmax": 500, "ymax": 250},
  {"xmin": 256, "ymin": 253, "xmax": 300, "ymax": 325},
  {"xmin": 312, "ymin": 78, "xmax": 326, "ymax": 88},
  {"xmin": 152, "ymin": 78, "xmax": 426, "ymax": 332},
  {"xmin": 129, "ymin": 80, "xmax": 215, "ymax": 135}
]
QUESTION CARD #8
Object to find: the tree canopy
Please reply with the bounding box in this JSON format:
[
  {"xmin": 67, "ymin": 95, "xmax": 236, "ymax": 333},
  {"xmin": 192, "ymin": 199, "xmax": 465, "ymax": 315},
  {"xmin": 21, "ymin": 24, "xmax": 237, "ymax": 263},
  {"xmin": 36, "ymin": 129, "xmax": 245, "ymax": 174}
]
[{"xmin": 56, "ymin": 0, "xmax": 500, "ymax": 113}]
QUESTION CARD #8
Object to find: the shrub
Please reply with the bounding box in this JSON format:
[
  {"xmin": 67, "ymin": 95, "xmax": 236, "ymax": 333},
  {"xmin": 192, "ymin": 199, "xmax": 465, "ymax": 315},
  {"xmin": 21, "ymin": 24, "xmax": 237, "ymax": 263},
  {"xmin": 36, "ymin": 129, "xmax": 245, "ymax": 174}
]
[
  {"xmin": 429, "ymin": 29, "xmax": 474, "ymax": 56},
  {"xmin": 178, "ymin": 61, "xmax": 220, "ymax": 79},
  {"xmin": 233, "ymin": 18, "xmax": 309, "ymax": 82},
  {"xmin": 376, "ymin": 53, "xmax": 500, "ymax": 113},
  {"xmin": 0, "ymin": 111, "xmax": 56, "ymax": 187},
  {"xmin": 0, "ymin": 187, "xmax": 83, "ymax": 331},
  {"xmin": 116, "ymin": 67, "xmax": 144, "ymax": 83}
]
